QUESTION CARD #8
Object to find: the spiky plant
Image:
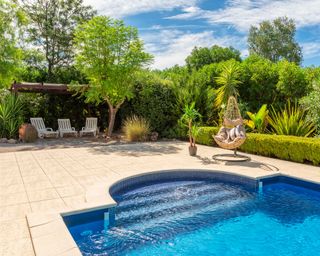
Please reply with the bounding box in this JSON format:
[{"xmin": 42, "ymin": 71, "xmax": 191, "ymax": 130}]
[
  {"xmin": 0, "ymin": 94, "xmax": 23, "ymax": 139},
  {"xmin": 123, "ymin": 115, "xmax": 150, "ymax": 142},
  {"xmin": 214, "ymin": 61, "xmax": 242, "ymax": 108},
  {"xmin": 268, "ymin": 101, "xmax": 316, "ymax": 137}
]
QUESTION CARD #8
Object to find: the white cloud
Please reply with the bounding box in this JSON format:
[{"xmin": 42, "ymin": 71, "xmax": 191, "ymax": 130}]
[
  {"xmin": 142, "ymin": 30, "xmax": 245, "ymax": 69},
  {"xmin": 302, "ymin": 42, "xmax": 320, "ymax": 58},
  {"xmin": 83, "ymin": 0, "xmax": 200, "ymax": 18},
  {"xmin": 167, "ymin": 0, "xmax": 320, "ymax": 32}
]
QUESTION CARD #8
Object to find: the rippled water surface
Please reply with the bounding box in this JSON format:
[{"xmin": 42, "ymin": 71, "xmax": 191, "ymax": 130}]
[{"xmin": 66, "ymin": 179, "xmax": 320, "ymax": 255}]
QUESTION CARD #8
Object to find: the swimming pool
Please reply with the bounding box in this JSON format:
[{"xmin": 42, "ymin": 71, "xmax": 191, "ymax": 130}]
[{"xmin": 63, "ymin": 172, "xmax": 320, "ymax": 255}]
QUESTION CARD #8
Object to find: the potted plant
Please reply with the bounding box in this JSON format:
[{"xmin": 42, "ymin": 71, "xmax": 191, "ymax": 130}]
[
  {"xmin": 189, "ymin": 125, "xmax": 202, "ymax": 156},
  {"xmin": 181, "ymin": 103, "xmax": 202, "ymax": 156}
]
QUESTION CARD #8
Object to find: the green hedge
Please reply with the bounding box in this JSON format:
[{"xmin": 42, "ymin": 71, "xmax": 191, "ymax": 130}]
[
  {"xmin": 197, "ymin": 127, "xmax": 219, "ymax": 146},
  {"xmin": 198, "ymin": 127, "xmax": 320, "ymax": 165}
]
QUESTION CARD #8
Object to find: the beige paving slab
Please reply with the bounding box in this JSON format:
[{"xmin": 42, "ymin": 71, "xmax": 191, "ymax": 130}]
[
  {"xmin": 27, "ymin": 188, "xmax": 60, "ymax": 202},
  {"xmin": 0, "ymin": 203, "xmax": 32, "ymax": 222},
  {"xmin": 0, "ymin": 237, "xmax": 34, "ymax": 256},
  {"xmin": 30, "ymin": 198, "xmax": 67, "ymax": 212},
  {"xmin": 56, "ymin": 185, "xmax": 85, "ymax": 198},
  {"xmin": 0, "ymin": 192, "xmax": 29, "ymax": 206},
  {"xmin": 0, "ymin": 218, "xmax": 30, "ymax": 243}
]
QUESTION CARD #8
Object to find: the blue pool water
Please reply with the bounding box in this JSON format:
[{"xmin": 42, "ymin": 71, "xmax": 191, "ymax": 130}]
[{"xmin": 64, "ymin": 176, "xmax": 320, "ymax": 255}]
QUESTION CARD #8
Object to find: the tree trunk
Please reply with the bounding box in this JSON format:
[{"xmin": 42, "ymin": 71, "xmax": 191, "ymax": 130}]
[
  {"xmin": 107, "ymin": 107, "xmax": 117, "ymax": 137},
  {"xmin": 105, "ymin": 99, "xmax": 124, "ymax": 137}
]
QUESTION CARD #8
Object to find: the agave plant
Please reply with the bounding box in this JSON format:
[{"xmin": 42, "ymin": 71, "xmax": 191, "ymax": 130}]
[
  {"xmin": 214, "ymin": 61, "xmax": 242, "ymax": 108},
  {"xmin": 268, "ymin": 101, "xmax": 316, "ymax": 137},
  {"xmin": 245, "ymin": 104, "xmax": 269, "ymax": 133},
  {"xmin": 0, "ymin": 94, "xmax": 23, "ymax": 139}
]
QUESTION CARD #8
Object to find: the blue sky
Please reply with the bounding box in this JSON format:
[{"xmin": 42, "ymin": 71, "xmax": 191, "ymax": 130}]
[{"xmin": 84, "ymin": 0, "xmax": 320, "ymax": 69}]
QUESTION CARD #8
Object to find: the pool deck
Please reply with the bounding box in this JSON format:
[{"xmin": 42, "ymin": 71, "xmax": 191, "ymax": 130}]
[{"xmin": 0, "ymin": 141, "xmax": 320, "ymax": 256}]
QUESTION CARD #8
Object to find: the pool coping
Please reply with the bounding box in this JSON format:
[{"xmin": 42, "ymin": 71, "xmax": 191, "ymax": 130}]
[{"xmin": 26, "ymin": 168, "xmax": 320, "ymax": 256}]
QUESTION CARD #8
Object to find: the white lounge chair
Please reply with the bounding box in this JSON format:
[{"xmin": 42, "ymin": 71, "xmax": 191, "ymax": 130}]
[
  {"xmin": 30, "ymin": 118, "xmax": 59, "ymax": 138},
  {"xmin": 80, "ymin": 117, "xmax": 98, "ymax": 137},
  {"xmin": 58, "ymin": 119, "xmax": 78, "ymax": 138}
]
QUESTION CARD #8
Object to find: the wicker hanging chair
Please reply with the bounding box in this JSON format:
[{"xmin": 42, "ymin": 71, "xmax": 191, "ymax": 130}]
[{"xmin": 213, "ymin": 96, "xmax": 246, "ymax": 150}]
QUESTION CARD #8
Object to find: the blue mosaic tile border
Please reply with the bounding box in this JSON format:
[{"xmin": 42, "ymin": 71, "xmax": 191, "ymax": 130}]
[
  {"xmin": 109, "ymin": 170, "xmax": 259, "ymax": 196},
  {"xmin": 260, "ymin": 175, "xmax": 320, "ymax": 192}
]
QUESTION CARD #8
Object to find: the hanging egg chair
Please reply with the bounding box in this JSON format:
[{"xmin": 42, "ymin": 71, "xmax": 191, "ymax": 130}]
[{"xmin": 213, "ymin": 96, "xmax": 249, "ymax": 161}]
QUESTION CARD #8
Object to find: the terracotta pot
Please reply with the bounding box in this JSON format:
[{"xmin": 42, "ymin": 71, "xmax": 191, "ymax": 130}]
[
  {"xmin": 19, "ymin": 123, "xmax": 38, "ymax": 143},
  {"xmin": 189, "ymin": 145, "xmax": 197, "ymax": 156}
]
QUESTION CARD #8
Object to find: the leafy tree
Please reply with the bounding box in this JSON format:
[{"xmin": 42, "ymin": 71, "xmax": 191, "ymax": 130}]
[
  {"xmin": 22, "ymin": 0, "xmax": 96, "ymax": 81},
  {"xmin": 300, "ymin": 79, "xmax": 320, "ymax": 134},
  {"xmin": 214, "ymin": 60, "xmax": 242, "ymax": 108},
  {"xmin": 73, "ymin": 16, "xmax": 152, "ymax": 136},
  {"xmin": 186, "ymin": 45, "xmax": 241, "ymax": 71},
  {"xmin": 276, "ymin": 60, "xmax": 309, "ymax": 100},
  {"xmin": 248, "ymin": 17, "xmax": 302, "ymax": 64},
  {"xmin": 210, "ymin": 45, "xmax": 241, "ymax": 63},
  {"xmin": 0, "ymin": 0, "xmax": 26, "ymax": 88},
  {"xmin": 240, "ymin": 55, "xmax": 278, "ymax": 110},
  {"xmin": 186, "ymin": 47, "xmax": 212, "ymax": 71}
]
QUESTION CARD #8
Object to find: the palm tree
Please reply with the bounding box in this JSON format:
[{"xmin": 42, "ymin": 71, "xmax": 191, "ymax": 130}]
[{"xmin": 214, "ymin": 61, "xmax": 242, "ymax": 108}]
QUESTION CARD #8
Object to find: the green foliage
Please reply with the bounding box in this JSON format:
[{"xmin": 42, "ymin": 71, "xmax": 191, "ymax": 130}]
[
  {"xmin": 190, "ymin": 125, "xmax": 202, "ymax": 145},
  {"xmin": 240, "ymin": 133, "xmax": 320, "ymax": 165},
  {"xmin": 214, "ymin": 60, "xmax": 241, "ymax": 108},
  {"xmin": 245, "ymin": 104, "xmax": 269, "ymax": 133},
  {"xmin": 122, "ymin": 115, "xmax": 150, "ymax": 142},
  {"xmin": 276, "ymin": 60, "xmax": 309, "ymax": 99},
  {"xmin": 300, "ymin": 79, "xmax": 320, "ymax": 134},
  {"xmin": 240, "ymin": 55, "xmax": 278, "ymax": 110},
  {"xmin": 186, "ymin": 45, "xmax": 241, "ymax": 71},
  {"xmin": 180, "ymin": 103, "xmax": 201, "ymax": 146},
  {"xmin": 196, "ymin": 126, "xmax": 219, "ymax": 146},
  {"xmin": 73, "ymin": 15, "xmax": 152, "ymax": 136},
  {"xmin": 120, "ymin": 72, "xmax": 178, "ymax": 136},
  {"xmin": 0, "ymin": 94, "xmax": 23, "ymax": 138},
  {"xmin": 248, "ymin": 17, "xmax": 302, "ymax": 64},
  {"xmin": 24, "ymin": 0, "xmax": 96, "ymax": 81},
  {"xmin": 0, "ymin": 0, "xmax": 25, "ymax": 88},
  {"xmin": 268, "ymin": 101, "xmax": 316, "ymax": 137}
]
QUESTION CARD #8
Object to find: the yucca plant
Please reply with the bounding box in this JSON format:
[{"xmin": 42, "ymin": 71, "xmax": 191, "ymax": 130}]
[
  {"xmin": 180, "ymin": 102, "xmax": 202, "ymax": 147},
  {"xmin": 122, "ymin": 115, "xmax": 150, "ymax": 142},
  {"xmin": 0, "ymin": 94, "xmax": 23, "ymax": 139},
  {"xmin": 268, "ymin": 101, "xmax": 316, "ymax": 137},
  {"xmin": 180, "ymin": 103, "xmax": 202, "ymax": 156},
  {"xmin": 214, "ymin": 61, "xmax": 242, "ymax": 108},
  {"xmin": 245, "ymin": 104, "xmax": 269, "ymax": 133}
]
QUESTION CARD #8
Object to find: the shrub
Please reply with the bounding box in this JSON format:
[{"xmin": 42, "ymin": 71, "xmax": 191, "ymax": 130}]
[
  {"xmin": 123, "ymin": 115, "xmax": 150, "ymax": 142},
  {"xmin": 120, "ymin": 72, "xmax": 178, "ymax": 136},
  {"xmin": 196, "ymin": 126, "xmax": 320, "ymax": 165},
  {"xmin": 268, "ymin": 101, "xmax": 316, "ymax": 137},
  {"xmin": 300, "ymin": 79, "xmax": 320, "ymax": 134},
  {"xmin": 245, "ymin": 104, "xmax": 269, "ymax": 133},
  {"xmin": 240, "ymin": 133, "xmax": 320, "ymax": 165},
  {"xmin": 197, "ymin": 126, "xmax": 219, "ymax": 146},
  {"xmin": 0, "ymin": 94, "xmax": 23, "ymax": 139}
]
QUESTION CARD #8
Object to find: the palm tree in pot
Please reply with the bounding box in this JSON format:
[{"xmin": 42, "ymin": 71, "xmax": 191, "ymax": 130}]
[{"xmin": 181, "ymin": 102, "xmax": 201, "ymax": 156}]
